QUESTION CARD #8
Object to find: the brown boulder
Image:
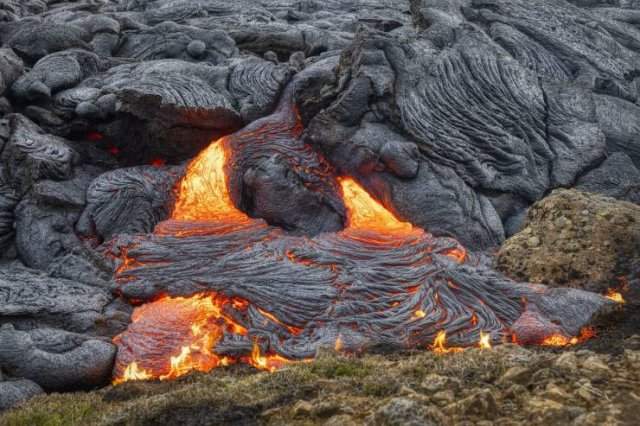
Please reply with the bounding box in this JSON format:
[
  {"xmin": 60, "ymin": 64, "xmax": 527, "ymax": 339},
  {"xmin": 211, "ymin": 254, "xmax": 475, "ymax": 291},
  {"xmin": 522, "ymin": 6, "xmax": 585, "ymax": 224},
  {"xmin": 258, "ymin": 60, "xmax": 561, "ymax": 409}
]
[{"xmin": 496, "ymin": 189, "xmax": 640, "ymax": 293}]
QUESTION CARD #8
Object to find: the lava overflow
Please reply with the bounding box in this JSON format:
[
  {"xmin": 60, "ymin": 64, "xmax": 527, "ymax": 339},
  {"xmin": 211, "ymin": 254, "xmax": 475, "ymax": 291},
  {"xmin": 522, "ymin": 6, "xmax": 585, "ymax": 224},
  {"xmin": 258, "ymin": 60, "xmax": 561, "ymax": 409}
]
[{"xmin": 111, "ymin": 95, "xmax": 617, "ymax": 385}]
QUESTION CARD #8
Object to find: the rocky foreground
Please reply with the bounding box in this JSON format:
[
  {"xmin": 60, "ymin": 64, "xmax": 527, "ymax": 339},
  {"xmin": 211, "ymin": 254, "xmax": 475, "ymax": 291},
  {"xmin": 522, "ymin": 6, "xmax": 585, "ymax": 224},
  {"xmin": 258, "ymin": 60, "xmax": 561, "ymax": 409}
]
[{"xmin": 1, "ymin": 339, "xmax": 640, "ymax": 426}]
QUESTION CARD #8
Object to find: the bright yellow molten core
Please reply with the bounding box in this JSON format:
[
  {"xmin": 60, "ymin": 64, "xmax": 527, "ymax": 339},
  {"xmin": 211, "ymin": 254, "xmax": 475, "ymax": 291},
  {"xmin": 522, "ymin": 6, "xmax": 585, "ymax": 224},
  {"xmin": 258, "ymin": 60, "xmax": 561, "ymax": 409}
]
[
  {"xmin": 340, "ymin": 178, "xmax": 413, "ymax": 234},
  {"xmin": 172, "ymin": 138, "xmax": 248, "ymax": 222}
]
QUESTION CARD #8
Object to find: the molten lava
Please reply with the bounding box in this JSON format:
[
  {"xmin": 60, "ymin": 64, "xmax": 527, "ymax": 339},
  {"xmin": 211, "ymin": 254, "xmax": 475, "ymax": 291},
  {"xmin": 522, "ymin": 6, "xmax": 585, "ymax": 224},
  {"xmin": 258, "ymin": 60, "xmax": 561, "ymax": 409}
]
[
  {"xmin": 171, "ymin": 138, "xmax": 249, "ymax": 223},
  {"xmin": 340, "ymin": 178, "xmax": 413, "ymax": 234},
  {"xmin": 541, "ymin": 327, "xmax": 596, "ymax": 347},
  {"xmin": 112, "ymin": 96, "xmax": 604, "ymax": 385},
  {"xmin": 113, "ymin": 294, "xmax": 234, "ymax": 383},
  {"xmin": 605, "ymin": 289, "xmax": 625, "ymax": 304}
]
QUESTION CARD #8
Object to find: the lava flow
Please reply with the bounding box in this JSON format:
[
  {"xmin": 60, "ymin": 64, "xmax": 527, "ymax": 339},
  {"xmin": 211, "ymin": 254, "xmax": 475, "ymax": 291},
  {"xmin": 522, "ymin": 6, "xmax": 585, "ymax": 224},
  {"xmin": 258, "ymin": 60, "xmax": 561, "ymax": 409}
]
[
  {"xmin": 112, "ymin": 95, "xmax": 608, "ymax": 385},
  {"xmin": 112, "ymin": 139, "xmax": 428, "ymax": 384},
  {"xmin": 171, "ymin": 137, "xmax": 249, "ymax": 224},
  {"xmin": 339, "ymin": 177, "xmax": 413, "ymax": 235}
]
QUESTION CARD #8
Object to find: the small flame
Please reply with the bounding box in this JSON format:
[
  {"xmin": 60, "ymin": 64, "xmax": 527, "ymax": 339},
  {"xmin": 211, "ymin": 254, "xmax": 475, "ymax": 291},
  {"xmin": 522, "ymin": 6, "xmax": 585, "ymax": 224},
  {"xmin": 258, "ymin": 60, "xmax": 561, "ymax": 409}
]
[
  {"xmin": 414, "ymin": 309, "xmax": 426, "ymax": 319},
  {"xmin": 113, "ymin": 362, "xmax": 153, "ymax": 385},
  {"xmin": 605, "ymin": 289, "xmax": 625, "ymax": 304},
  {"xmin": 541, "ymin": 327, "xmax": 596, "ymax": 347},
  {"xmin": 479, "ymin": 331, "xmax": 492, "ymax": 350},
  {"xmin": 249, "ymin": 341, "xmax": 293, "ymax": 372},
  {"xmin": 112, "ymin": 294, "xmax": 237, "ymax": 384},
  {"xmin": 430, "ymin": 330, "xmax": 464, "ymax": 354},
  {"xmin": 340, "ymin": 178, "xmax": 413, "ymax": 234}
]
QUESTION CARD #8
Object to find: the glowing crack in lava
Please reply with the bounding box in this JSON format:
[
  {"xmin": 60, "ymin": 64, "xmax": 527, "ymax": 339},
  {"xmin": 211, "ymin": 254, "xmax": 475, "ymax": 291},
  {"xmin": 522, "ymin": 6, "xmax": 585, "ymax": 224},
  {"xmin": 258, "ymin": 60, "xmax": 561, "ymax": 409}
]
[{"xmin": 111, "ymin": 82, "xmax": 614, "ymax": 385}]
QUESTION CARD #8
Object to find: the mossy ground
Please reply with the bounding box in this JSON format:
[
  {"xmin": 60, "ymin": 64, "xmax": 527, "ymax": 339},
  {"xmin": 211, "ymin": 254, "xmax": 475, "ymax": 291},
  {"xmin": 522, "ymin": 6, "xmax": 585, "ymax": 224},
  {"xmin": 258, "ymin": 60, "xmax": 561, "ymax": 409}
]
[{"xmin": 2, "ymin": 339, "xmax": 639, "ymax": 426}]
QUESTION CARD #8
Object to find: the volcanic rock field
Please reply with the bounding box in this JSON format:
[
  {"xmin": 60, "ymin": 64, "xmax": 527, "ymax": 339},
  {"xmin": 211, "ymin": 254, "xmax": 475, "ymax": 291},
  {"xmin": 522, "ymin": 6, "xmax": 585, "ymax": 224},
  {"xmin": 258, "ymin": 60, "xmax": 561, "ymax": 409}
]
[{"xmin": 0, "ymin": 0, "xmax": 638, "ymax": 424}]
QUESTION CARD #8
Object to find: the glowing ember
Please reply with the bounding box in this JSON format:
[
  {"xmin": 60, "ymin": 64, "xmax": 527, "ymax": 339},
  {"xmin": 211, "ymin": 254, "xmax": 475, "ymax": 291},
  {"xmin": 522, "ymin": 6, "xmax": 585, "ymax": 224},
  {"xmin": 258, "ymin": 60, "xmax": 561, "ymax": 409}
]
[
  {"xmin": 113, "ymin": 362, "xmax": 152, "ymax": 385},
  {"xmin": 171, "ymin": 138, "xmax": 249, "ymax": 223},
  {"xmin": 340, "ymin": 178, "xmax": 413, "ymax": 234},
  {"xmin": 248, "ymin": 341, "xmax": 296, "ymax": 373},
  {"xmin": 444, "ymin": 247, "xmax": 467, "ymax": 263},
  {"xmin": 430, "ymin": 330, "xmax": 464, "ymax": 354},
  {"xmin": 151, "ymin": 158, "xmax": 166, "ymax": 168},
  {"xmin": 605, "ymin": 289, "xmax": 625, "ymax": 304},
  {"xmin": 479, "ymin": 331, "xmax": 492, "ymax": 350},
  {"xmin": 414, "ymin": 309, "xmax": 426, "ymax": 319},
  {"xmin": 541, "ymin": 327, "xmax": 596, "ymax": 347}
]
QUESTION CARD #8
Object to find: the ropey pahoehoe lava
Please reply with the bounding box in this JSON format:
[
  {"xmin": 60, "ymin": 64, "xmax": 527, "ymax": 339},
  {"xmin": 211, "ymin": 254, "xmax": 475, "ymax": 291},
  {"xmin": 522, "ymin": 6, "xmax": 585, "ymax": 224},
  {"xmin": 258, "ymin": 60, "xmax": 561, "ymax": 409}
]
[{"xmin": 110, "ymin": 85, "xmax": 617, "ymax": 384}]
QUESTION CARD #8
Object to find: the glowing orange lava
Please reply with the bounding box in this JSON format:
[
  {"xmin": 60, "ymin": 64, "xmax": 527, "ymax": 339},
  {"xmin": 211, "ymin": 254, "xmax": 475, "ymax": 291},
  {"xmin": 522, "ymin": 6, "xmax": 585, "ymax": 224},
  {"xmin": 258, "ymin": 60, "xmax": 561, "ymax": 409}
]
[
  {"xmin": 340, "ymin": 178, "xmax": 413, "ymax": 234},
  {"xmin": 171, "ymin": 138, "xmax": 249, "ymax": 223},
  {"xmin": 479, "ymin": 331, "xmax": 492, "ymax": 350},
  {"xmin": 113, "ymin": 362, "xmax": 152, "ymax": 385},
  {"xmin": 605, "ymin": 289, "xmax": 625, "ymax": 304},
  {"xmin": 247, "ymin": 341, "xmax": 297, "ymax": 373},
  {"xmin": 113, "ymin": 293, "xmax": 240, "ymax": 384},
  {"xmin": 541, "ymin": 327, "xmax": 596, "ymax": 347},
  {"xmin": 430, "ymin": 330, "xmax": 464, "ymax": 354}
]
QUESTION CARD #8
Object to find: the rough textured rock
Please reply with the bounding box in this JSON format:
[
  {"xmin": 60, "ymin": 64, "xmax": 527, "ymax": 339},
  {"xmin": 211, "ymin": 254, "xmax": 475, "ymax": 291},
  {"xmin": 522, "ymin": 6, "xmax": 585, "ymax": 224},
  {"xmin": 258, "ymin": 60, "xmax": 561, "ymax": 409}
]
[
  {"xmin": 77, "ymin": 165, "xmax": 182, "ymax": 242},
  {"xmin": 576, "ymin": 153, "xmax": 640, "ymax": 204},
  {"xmin": 0, "ymin": 48, "xmax": 23, "ymax": 96},
  {"xmin": 0, "ymin": 183, "xmax": 18, "ymax": 254},
  {"xmin": 0, "ymin": 265, "xmax": 128, "ymax": 336},
  {"xmin": 496, "ymin": 189, "xmax": 640, "ymax": 293},
  {"xmin": 53, "ymin": 57, "xmax": 293, "ymax": 162},
  {"xmin": 4, "ymin": 21, "xmax": 93, "ymax": 64},
  {"xmin": 11, "ymin": 49, "xmax": 113, "ymax": 102},
  {"xmin": 0, "ymin": 378, "xmax": 43, "ymax": 411},
  {"xmin": 1, "ymin": 114, "xmax": 76, "ymax": 196},
  {"xmin": 0, "ymin": 325, "xmax": 116, "ymax": 391},
  {"xmin": 367, "ymin": 397, "xmax": 440, "ymax": 426},
  {"xmin": 115, "ymin": 21, "xmax": 237, "ymax": 63}
]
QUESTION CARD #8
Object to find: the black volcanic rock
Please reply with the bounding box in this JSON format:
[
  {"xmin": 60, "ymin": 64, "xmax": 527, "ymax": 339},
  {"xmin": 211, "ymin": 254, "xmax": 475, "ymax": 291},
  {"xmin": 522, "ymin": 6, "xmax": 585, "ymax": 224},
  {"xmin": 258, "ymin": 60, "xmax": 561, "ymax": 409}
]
[
  {"xmin": 576, "ymin": 152, "xmax": 640, "ymax": 204},
  {"xmin": 0, "ymin": 265, "xmax": 127, "ymax": 335},
  {"xmin": 2, "ymin": 114, "xmax": 77, "ymax": 196},
  {"xmin": 0, "ymin": 325, "xmax": 116, "ymax": 391},
  {"xmin": 77, "ymin": 165, "xmax": 182, "ymax": 242},
  {"xmin": 0, "ymin": 379, "xmax": 43, "ymax": 411}
]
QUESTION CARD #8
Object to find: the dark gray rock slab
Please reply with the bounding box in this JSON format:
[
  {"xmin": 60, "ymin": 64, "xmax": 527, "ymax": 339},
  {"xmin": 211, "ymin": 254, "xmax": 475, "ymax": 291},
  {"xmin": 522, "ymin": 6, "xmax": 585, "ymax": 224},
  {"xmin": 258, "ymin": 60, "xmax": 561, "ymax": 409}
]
[
  {"xmin": 0, "ymin": 48, "xmax": 23, "ymax": 97},
  {"xmin": 77, "ymin": 165, "xmax": 182, "ymax": 242},
  {"xmin": 0, "ymin": 184, "xmax": 18, "ymax": 255},
  {"xmin": 1, "ymin": 114, "xmax": 76, "ymax": 197},
  {"xmin": 0, "ymin": 265, "xmax": 126, "ymax": 336},
  {"xmin": 4, "ymin": 21, "xmax": 92, "ymax": 64},
  {"xmin": 576, "ymin": 153, "xmax": 640, "ymax": 204},
  {"xmin": 115, "ymin": 21, "xmax": 237, "ymax": 63},
  {"xmin": 0, "ymin": 325, "xmax": 116, "ymax": 391},
  {"xmin": 0, "ymin": 378, "xmax": 43, "ymax": 411},
  {"xmin": 11, "ymin": 49, "xmax": 113, "ymax": 102}
]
